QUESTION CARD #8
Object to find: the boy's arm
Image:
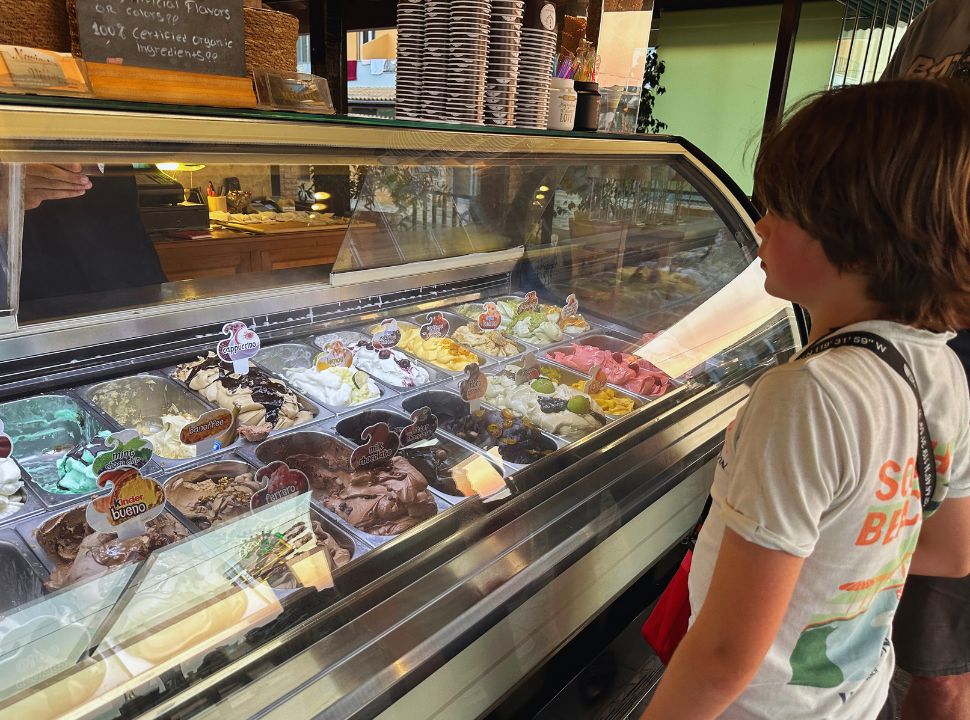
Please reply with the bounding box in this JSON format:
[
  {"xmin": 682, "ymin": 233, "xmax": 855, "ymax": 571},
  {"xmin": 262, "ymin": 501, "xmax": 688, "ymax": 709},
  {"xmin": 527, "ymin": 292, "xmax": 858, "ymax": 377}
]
[
  {"xmin": 909, "ymin": 496, "xmax": 970, "ymax": 577},
  {"xmin": 640, "ymin": 528, "xmax": 804, "ymax": 720}
]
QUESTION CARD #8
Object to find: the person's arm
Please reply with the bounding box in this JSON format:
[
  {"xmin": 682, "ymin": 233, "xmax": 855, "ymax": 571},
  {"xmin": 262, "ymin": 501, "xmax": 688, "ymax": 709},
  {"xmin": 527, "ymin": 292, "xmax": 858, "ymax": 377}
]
[
  {"xmin": 909, "ymin": 495, "xmax": 970, "ymax": 577},
  {"xmin": 640, "ymin": 529, "xmax": 805, "ymax": 720},
  {"xmin": 24, "ymin": 164, "xmax": 92, "ymax": 210}
]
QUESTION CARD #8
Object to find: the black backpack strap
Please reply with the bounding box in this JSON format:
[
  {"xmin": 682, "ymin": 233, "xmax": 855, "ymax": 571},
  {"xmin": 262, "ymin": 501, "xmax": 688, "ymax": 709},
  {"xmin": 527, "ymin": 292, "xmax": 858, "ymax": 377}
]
[{"xmin": 797, "ymin": 331, "xmax": 937, "ymax": 511}]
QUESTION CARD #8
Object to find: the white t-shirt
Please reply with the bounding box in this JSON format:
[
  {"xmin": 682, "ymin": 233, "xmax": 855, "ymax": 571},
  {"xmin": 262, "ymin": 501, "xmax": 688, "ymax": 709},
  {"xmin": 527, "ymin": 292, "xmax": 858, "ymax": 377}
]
[{"xmin": 689, "ymin": 320, "xmax": 970, "ymax": 720}]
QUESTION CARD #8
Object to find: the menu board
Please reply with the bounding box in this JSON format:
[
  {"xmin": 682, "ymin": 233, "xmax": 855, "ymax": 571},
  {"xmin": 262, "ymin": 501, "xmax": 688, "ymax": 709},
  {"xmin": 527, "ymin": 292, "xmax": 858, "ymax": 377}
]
[{"xmin": 76, "ymin": 0, "xmax": 246, "ymax": 77}]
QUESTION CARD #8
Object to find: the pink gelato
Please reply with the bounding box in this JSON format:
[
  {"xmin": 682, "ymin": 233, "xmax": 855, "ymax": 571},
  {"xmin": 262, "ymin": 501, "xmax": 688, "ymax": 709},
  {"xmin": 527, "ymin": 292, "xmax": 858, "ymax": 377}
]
[{"xmin": 546, "ymin": 344, "xmax": 671, "ymax": 397}]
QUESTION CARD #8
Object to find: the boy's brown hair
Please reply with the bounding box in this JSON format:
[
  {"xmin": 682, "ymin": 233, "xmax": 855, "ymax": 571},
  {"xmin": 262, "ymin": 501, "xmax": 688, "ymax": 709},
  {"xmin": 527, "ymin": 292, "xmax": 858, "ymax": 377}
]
[{"xmin": 754, "ymin": 79, "xmax": 970, "ymax": 332}]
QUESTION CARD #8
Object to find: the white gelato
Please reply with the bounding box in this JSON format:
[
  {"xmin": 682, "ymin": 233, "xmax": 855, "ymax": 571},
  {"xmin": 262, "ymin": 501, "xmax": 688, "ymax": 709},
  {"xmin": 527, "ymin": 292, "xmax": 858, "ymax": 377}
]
[
  {"xmin": 0, "ymin": 457, "xmax": 25, "ymax": 521},
  {"xmin": 143, "ymin": 414, "xmax": 197, "ymax": 460},
  {"xmin": 283, "ymin": 366, "xmax": 380, "ymax": 408},
  {"xmin": 484, "ymin": 370, "xmax": 604, "ymax": 440},
  {"xmin": 351, "ymin": 344, "xmax": 431, "ymax": 388}
]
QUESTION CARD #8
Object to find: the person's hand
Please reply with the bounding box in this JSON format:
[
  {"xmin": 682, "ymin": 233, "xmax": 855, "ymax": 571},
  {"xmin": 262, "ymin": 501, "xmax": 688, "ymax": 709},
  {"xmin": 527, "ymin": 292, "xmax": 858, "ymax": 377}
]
[{"xmin": 24, "ymin": 164, "xmax": 92, "ymax": 210}]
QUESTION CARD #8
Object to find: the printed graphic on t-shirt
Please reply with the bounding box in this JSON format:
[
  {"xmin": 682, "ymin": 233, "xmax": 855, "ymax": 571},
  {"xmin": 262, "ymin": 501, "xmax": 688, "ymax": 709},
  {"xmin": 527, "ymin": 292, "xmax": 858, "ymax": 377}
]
[{"xmin": 902, "ymin": 44, "xmax": 970, "ymax": 80}]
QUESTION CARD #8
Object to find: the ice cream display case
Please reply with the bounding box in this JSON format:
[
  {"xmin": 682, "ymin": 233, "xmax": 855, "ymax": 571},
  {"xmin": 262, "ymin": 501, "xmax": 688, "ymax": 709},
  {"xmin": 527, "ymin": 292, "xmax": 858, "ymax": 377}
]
[{"xmin": 0, "ymin": 99, "xmax": 803, "ymax": 719}]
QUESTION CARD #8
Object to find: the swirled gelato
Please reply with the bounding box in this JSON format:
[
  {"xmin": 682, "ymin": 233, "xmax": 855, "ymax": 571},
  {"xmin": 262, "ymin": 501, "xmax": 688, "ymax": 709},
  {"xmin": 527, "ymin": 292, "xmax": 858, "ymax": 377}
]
[
  {"xmin": 545, "ymin": 344, "xmax": 671, "ymax": 397},
  {"xmin": 55, "ymin": 431, "xmax": 111, "ymax": 493},
  {"xmin": 395, "ymin": 326, "xmax": 479, "ymax": 371},
  {"xmin": 484, "ymin": 369, "xmax": 605, "ymax": 440},
  {"xmin": 143, "ymin": 414, "xmax": 196, "ymax": 460},
  {"xmin": 174, "ymin": 352, "xmax": 314, "ymax": 432},
  {"xmin": 351, "ymin": 341, "xmax": 431, "ymax": 388},
  {"xmin": 167, "ymin": 470, "xmax": 263, "ymax": 530},
  {"xmin": 0, "ymin": 458, "xmax": 25, "ymax": 521},
  {"xmin": 283, "ymin": 365, "xmax": 380, "ymax": 408},
  {"xmin": 451, "ymin": 324, "xmax": 521, "ymax": 357}
]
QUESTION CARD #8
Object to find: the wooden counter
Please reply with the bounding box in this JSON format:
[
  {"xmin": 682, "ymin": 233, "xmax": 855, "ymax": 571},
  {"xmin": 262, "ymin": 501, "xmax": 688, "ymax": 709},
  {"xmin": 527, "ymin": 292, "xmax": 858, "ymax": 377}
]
[{"xmin": 153, "ymin": 224, "xmax": 377, "ymax": 281}]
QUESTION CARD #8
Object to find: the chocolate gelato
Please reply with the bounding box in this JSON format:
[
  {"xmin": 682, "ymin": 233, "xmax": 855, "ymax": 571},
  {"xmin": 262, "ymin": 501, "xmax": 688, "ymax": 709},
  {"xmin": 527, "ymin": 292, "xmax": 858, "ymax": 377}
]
[
  {"xmin": 167, "ymin": 470, "xmax": 262, "ymax": 530},
  {"xmin": 173, "ymin": 352, "xmax": 313, "ymax": 433},
  {"xmin": 36, "ymin": 506, "xmax": 188, "ymax": 591}
]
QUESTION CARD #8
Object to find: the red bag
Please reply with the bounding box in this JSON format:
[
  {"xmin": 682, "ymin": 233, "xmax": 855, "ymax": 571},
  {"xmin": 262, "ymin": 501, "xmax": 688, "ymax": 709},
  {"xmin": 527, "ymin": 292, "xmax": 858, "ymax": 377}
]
[{"xmin": 641, "ymin": 549, "xmax": 693, "ymax": 664}]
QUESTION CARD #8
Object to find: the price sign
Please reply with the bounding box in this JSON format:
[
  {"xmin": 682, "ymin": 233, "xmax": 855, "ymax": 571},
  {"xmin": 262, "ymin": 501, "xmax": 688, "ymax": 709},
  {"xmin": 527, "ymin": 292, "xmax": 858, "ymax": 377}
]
[
  {"xmin": 478, "ymin": 302, "xmax": 502, "ymax": 331},
  {"xmin": 560, "ymin": 294, "xmax": 579, "ymax": 321},
  {"xmin": 585, "ymin": 363, "xmax": 608, "ymax": 395},
  {"xmin": 514, "ymin": 353, "xmax": 542, "ymax": 385},
  {"xmin": 314, "ymin": 340, "xmax": 354, "ymax": 370},
  {"xmin": 180, "ymin": 408, "xmax": 235, "ymax": 453},
  {"xmin": 400, "ymin": 407, "xmax": 438, "ymax": 446},
  {"xmin": 459, "ymin": 363, "xmax": 488, "ymax": 412},
  {"xmin": 350, "ymin": 423, "xmax": 401, "ymax": 471},
  {"xmin": 420, "ymin": 312, "xmax": 450, "ymax": 340},
  {"xmin": 75, "ymin": 0, "xmax": 247, "ymax": 77},
  {"xmin": 92, "ymin": 430, "xmax": 154, "ymax": 474},
  {"xmin": 372, "ymin": 319, "xmax": 402, "ymax": 349},
  {"xmin": 86, "ymin": 467, "xmax": 167, "ymax": 541},
  {"xmin": 217, "ymin": 320, "xmax": 261, "ymax": 374},
  {"xmin": 250, "ymin": 461, "xmax": 310, "ymax": 511},
  {"xmin": 516, "ymin": 291, "xmax": 539, "ymax": 315}
]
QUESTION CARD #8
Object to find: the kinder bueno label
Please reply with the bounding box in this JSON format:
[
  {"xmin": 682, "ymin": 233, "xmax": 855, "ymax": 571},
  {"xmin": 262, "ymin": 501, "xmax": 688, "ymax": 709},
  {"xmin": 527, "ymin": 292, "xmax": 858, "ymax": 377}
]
[
  {"xmin": 514, "ymin": 352, "xmax": 542, "ymax": 385},
  {"xmin": 585, "ymin": 363, "xmax": 608, "ymax": 395},
  {"xmin": 251, "ymin": 461, "xmax": 310, "ymax": 511},
  {"xmin": 314, "ymin": 340, "xmax": 354, "ymax": 370},
  {"xmin": 350, "ymin": 422, "xmax": 401, "ymax": 471},
  {"xmin": 180, "ymin": 408, "xmax": 235, "ymax": 452},
  {"xmin": 86, "ymin": 466, "xmax": 167, "ymax": 540},
  {"xmin": 459, "ymin": 363, "xmax": 488, "ymax": 412},
  {"xmin": 400, "ymin": 406, "xmax": 438, "ymax": 447},
  {"xmin": 372, "ymin": 319, "xmax": 402, "ymax": 349},
  {"xmin": 420, "ymin": 312, "xmax": 450, "ymax": 340},
  {"xmin": 0, "ymin": 420, "xmax": 12, "ymax": 459},
  {"xmin": 218, "ymin": 320, "xmax": 261, "ymax": 374},
  {"xmin": 516, "ymin": 291, "xmax": 539, "ymax": 315},
  {"xmin": 478, "ymin": 302, "xmax": 502, "ymax": 331},
  {"xmin": 560, "ymin": 294, "xmax": 579, "ymax": 321},
  {"xmin": 92, "ymin": 430, "xmax": 154, "ymax": 474}
]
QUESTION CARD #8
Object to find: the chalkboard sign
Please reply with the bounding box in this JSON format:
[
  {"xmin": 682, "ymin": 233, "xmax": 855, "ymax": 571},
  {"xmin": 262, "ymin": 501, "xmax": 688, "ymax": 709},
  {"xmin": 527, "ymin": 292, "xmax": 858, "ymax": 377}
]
[{"xmin": 76, "ymin": 0, "xmax": 246, "ymax": 77}]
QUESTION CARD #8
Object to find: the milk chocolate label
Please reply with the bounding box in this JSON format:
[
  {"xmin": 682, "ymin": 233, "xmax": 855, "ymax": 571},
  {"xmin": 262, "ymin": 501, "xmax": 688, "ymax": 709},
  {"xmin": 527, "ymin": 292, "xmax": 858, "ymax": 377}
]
[
  {"xmin": 217, "ymin": 320, "xmax": 261, "ymax": 374},
  {"xmin": 420, "ymin": 312, "xmax": 450, "ymax": 340},
  {"xmin": 516, "ymin": 291, "xmax": 539, "ymax": 315},
  {"xmin": 478, "ymin": 302, "xmax": 502, "ymax": 331},
  {"xmin": 586, "ymin": 363, "xmax": 608, "ymax": 395},
  {"xmin": 400, "ymin": 406, "xmax": 438, "ymax": 446},
  {"xmin": 350, "ymin": 422, "xmax": 401, "ymax": 471},
  {"xmin": 515, "ymin": 352, "xmax": 542, "ymax": 385},
  {"xmin": 92, "ymin": 430, "xmax": 154, "ymax": 474},
  {"xmin": 251, "ymin": 461, "xmax": 310, "ymax": 510},
  {"xmin": 372, "ymin": 319, "xmax": 402, "ymax": 349},
  {"xmin": 86, "ymin": 466, "xmax": 167, "ymax": 539}
]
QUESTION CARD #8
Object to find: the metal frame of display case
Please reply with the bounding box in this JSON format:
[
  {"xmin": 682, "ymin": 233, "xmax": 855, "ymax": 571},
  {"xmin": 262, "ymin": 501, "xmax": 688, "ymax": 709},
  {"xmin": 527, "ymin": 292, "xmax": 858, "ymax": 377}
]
[{"xmin": 0, "ymin": 104, "xmax": 803, "ymax": 719}]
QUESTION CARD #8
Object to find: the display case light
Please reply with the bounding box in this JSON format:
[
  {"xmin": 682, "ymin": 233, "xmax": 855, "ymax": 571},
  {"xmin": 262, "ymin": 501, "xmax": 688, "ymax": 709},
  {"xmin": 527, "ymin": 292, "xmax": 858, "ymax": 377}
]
[
  {"xmin": 535, "ymin": 193, "xmax": 545, "ymax": 200},
  {"xmin": 538, "ymin": 185, "xmax": 549, "ymax": 192},
  {"xmin": 311, "ymin": 203, "xmax": 328, "ymax": 212},
  {"xmin": 313, "ymin": 191, "xmax": 332, "ymax": 200}
]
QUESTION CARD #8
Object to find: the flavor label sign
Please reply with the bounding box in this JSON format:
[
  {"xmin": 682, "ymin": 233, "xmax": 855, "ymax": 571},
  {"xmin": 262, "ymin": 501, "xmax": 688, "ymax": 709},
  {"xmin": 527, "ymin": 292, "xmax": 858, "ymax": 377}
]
[
  {"xmin": 180, "ymin": 408, "xmax": 234, "ymax": 453},
  {"xmin": 400, "ymin": 407, "xmax": 438, "ymax": 447},
  {"xmin": 314, "ymin": 340, "xmax": 353, "ymax": 370},
  {"xmin": 250, "ymin": 461, "xmax": 310, "ymax": 511},
  {"xmin": 586, "ymin": 363, "xmax": 608, "ymax": 395},
  {"xmin": 372, "ymin": 319, "xmax": 402, "ymax": 349},
  {"xmin": 478, "ymin": 302, "xmax": 502, "ymax": 331},
  {"xmin": 92, "ymin": 430, "xmax": 154, "ymax": 474},
  {"xmin": 218, "ymin": 321, "xmax": 261, "ymax": 374},
  {"xmin": 460, "ymin": 363, "xmax": 488, "ymax": 412},
  {"xmin": 86, "ymin": 467, "xmax": 167, "ymax": 540},
  {"xmin": 516, "ymin": 291, "xmax": 539, "ymax": 315},
  {"xmin": 559, "ymin": 294, "xmax": 579, "ymax": 326},
  {"xmin": 350, "ymin": 423, "xmax": 401, "ymax": 471},
  {"xmin": 514, "ymin": 353, "xmax": 542, "ymax": 385},
  {"xmin": 420, "ymin": 312, "xmax": 450, "ymax": 340}
]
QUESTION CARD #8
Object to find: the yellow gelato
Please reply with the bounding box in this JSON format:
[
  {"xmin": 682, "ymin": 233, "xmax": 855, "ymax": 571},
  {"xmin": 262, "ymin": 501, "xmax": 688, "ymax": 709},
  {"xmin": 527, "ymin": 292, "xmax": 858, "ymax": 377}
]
[
  {"xmin": 398, "ymin": 327, "xmax": 479, "ymax": 371},
  {"xmin": 570, "ymin": 380, "xmax": 635, "ymax": 415}
]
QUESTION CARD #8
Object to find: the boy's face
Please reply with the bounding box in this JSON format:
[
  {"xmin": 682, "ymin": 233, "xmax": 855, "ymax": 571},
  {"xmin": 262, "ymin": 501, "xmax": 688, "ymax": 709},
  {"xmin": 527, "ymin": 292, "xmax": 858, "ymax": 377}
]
[{"xmin": 755, "ymin": 212, "xmax": 840, "ymax": 306}]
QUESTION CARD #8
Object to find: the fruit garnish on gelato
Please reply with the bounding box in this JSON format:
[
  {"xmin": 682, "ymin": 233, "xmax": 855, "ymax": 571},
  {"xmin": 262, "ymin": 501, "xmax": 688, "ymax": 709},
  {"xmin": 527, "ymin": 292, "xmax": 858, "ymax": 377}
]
[
  {"xmin": 351, "ymin": 341, "xmax": 431, "ymax": 388},
  {"xmin": 173, "ymin": 352, "xmax": 314, "ymax": 432},
  {"xmin": 569, "ymin": 380, "xmax": 635, "ymax": 415},
  {"xmin": 395, "ymin": 326, "xmax": 478, "ymax": 371},
  {"xmin": 0, "ymin": 457, "xmax": 25, "ymax": 521},
  {"xmin": 451, "ymin": 323, "xmax": 521, "ymax": 357},
  {"xmin": 560, "ymin": 314, "xmax": 591, "ymax": 335},
  {"xmin": 441, "ymin": 407, "xmax": 555, "ymax": 464},
  {"xmin": 283, "ymin": 365, "xmax": 380, "ymax": 408},
  {"xmin": 545, "ymin": 344, "xmax": 671, "ymax": 397}
]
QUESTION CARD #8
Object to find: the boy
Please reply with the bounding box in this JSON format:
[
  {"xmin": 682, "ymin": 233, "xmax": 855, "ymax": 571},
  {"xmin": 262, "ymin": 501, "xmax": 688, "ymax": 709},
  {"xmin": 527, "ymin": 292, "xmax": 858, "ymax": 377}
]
[{"xmin": 641, "ymin": 79, "xmax": 970, "ymax": 720}]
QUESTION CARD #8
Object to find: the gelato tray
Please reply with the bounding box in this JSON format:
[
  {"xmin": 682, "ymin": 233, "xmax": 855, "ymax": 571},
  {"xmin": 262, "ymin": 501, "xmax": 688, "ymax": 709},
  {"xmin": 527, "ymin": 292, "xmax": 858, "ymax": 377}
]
[
  {"xmin": 18, "ymin": 501, "xmax": 190, "ymax": 592},
  {"xmin": 406, "ymin": 310, "xmax": 528, "ymax": 362},
  {"xmin": 0, "ymin": 529, "xmax": 46, "ymax": 615},
  {"xmin": 537, "ymin": 363, "xmax": 645, "ymax": 418},
  {"xmin": 367, "ymin": 320, "xmax": 486, "ymax": 375},
  {"xmin": 313, "ymin": 330, "xmax": 444, "ymax": 390},
  {"xmin": 253, "ymin": 342, "xmax": 395, "ymax": 414},
  {"xmin": 0, "ymin": 394, "xmax": 131, "ymax": 508},
  {"xmin": 451, "ymin": 294, "xmax": 596, "ymax": 346},
  {"xmin": 78, "ymin": 374, "xmax": 233, "ymax": 467},
  {"xmin": 544, "ymin": 334, "xmax": 674, "ymax": 398},
  {"xmin": 0, "ymin": 460, "xmax": 45, "ymax": 528},
  {"xmin": 164, "ymin": 458, "xmax": 261, "ymax": 531},
  {"xmin": 399, "ymin": 390, "xmax": 561, "ymax": 469},
  {"xmin": 250, "ymin": 430, "xmax": 450, "ymax": 546},
  {"xmin": 169, "ymin": 353, "xmax": 325, "ymax": 444},
  {"xmin": 333, "ymin": 409, "xmax": 508, "ymax": 501}
]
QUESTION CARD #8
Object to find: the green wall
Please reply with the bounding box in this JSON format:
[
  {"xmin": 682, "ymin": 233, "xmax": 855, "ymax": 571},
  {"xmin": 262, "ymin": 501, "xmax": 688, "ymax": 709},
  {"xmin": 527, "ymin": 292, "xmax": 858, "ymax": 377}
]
[{"xmin": 652, "ymin": 2, "xmax": 844, "ymax": 195}]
